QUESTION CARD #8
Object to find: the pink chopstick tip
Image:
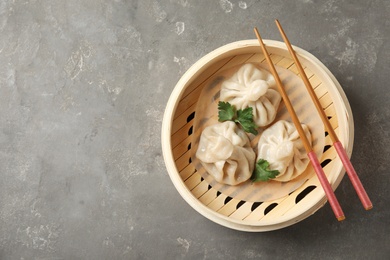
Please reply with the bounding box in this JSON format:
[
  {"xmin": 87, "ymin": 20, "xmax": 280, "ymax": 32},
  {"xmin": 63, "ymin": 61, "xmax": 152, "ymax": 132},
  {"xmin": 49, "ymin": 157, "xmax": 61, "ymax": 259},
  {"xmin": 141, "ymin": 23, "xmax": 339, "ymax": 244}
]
[
  {"xmin": 337, "ymin": 215, "xmax": 346, "ymax": 222},
  {"xmin": 307, "ymin": 151, "xmax": 345, "ymax": 221},
  {"xmin": 333, "ymin": 141, "xmax": 373, "ymax": 210}
]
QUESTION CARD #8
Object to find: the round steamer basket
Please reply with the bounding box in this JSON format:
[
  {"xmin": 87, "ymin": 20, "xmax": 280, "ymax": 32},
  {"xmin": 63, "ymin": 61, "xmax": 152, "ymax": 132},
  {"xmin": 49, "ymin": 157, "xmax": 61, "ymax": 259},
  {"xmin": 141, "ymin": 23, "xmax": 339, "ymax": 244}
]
[{"xmin": 162, "ymin": 40, "xmax": 354, "ymax": 232}]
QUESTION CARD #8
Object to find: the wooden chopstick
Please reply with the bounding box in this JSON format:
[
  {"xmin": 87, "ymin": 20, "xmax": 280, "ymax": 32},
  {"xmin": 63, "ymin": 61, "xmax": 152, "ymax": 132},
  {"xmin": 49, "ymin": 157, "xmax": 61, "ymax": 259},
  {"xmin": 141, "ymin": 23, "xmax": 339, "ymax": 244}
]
[
  {"xmin": 275, "ymin": 19, "xmax": 373, "ymax": 211},
  {"xmin": 254, "ymin": 27, "xmax": 345, "ymax": 221}
]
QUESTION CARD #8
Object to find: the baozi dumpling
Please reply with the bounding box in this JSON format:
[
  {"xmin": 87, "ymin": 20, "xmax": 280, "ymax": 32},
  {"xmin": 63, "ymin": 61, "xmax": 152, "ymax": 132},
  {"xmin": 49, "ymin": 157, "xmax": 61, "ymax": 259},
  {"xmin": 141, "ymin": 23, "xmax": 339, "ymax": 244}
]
[
  {"xmin": 196, "ymin": 121, "xmax": 256, "ymax": 185},
  {"xmin": 220, "ymin": 63, "xmax": 282, "ymax": 127},
  {"xmin": 257, "ymin": 120, "xmax": 311, "ymax": 182}
]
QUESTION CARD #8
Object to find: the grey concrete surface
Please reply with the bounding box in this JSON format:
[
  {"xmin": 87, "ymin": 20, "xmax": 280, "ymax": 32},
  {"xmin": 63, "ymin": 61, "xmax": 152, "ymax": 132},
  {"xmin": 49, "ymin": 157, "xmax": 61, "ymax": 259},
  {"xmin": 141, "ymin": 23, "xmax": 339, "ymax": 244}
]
[{"xmin": 0, "ymin": 0, "xmax": 389, "ymax": 259}]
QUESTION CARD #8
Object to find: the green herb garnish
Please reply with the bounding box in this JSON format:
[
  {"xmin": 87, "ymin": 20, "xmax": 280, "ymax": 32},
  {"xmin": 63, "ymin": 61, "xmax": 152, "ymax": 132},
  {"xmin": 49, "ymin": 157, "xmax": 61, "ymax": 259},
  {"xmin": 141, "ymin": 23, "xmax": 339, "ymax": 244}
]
[
  {"xmin": 218, "ymin": 101, "xmax": 258, "ymax": 135},
  {"xmin": 218, "ymin": 101, "xmax": 235, "ymax": 122},
  {"xmin": 251, "ymin": 159, "xmax": 280, "ymax": 182},
  {"xmin": 236, "ymin": 107, "xmax": 258, "ymax": 135}
]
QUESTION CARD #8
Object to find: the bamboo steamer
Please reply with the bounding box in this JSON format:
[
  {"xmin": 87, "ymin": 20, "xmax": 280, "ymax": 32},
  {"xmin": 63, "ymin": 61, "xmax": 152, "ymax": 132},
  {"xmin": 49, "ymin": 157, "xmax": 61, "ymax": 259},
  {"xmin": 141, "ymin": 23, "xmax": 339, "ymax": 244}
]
[{"xmin": 161, "ymin": 40, "xmax": 354, "ymax": 232}]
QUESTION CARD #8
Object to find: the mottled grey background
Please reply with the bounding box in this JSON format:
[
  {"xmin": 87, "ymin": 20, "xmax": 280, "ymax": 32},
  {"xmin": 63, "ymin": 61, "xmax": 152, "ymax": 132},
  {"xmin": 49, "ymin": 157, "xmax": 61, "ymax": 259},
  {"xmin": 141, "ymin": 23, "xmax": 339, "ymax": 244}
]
[{"xmin": 0, "ymin": 0, "xmax": 389, "ymax": 259}]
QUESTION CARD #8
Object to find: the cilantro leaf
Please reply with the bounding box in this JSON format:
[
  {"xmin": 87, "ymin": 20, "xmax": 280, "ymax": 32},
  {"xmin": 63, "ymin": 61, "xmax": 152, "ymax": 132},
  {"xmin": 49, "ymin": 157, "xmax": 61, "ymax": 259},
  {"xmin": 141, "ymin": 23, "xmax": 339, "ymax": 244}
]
[
  {"xmin": 235, "ymin": 107, "xmax": 258, "ymax": 135},
  {"xmin": 218, "ymin": 101, "xmax": 235, "ymax": 122},
  {"xmin": 218, "ymin": 101, "xmax": 259, "ymax": 135},
  {"xmin": 251, "ymin": 159, "xmax": 280, "ymax": 182}
]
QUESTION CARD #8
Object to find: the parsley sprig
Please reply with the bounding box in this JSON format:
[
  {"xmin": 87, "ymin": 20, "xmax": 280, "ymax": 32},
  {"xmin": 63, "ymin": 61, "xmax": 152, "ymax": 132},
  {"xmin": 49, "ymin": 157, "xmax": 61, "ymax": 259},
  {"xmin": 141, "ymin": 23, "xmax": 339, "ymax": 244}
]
[
  {"xmin": 218, "ymin": 101, "xmax": 258, "ymax": 135},
  {"xmin": 251, "ymin": 159, "xmax": 280, "ymax": 182}
]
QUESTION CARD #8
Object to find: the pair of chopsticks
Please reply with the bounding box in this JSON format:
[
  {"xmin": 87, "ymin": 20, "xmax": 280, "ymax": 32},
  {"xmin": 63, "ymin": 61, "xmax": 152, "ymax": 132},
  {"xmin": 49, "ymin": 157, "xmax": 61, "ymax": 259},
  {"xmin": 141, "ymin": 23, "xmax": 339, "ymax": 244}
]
[{"xmin": 254, "ymin": 20, "xmax": 372, "ymax": 221}]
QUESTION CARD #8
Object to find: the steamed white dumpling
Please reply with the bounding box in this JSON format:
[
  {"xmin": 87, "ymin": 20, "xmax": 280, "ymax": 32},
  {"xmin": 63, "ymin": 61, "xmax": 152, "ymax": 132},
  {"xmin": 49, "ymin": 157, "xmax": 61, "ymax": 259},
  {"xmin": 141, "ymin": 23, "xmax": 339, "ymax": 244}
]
[
  {"xmin": 196, "ymin": 121, "xmax": 256, "ymax": 185},
  {"xmin": 257, "ymin": 120, "xmax": 311, "ymax": 182},
  {"xmin": 220, "ymin": 63, "xmax": 282, "ymax": 127}
]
